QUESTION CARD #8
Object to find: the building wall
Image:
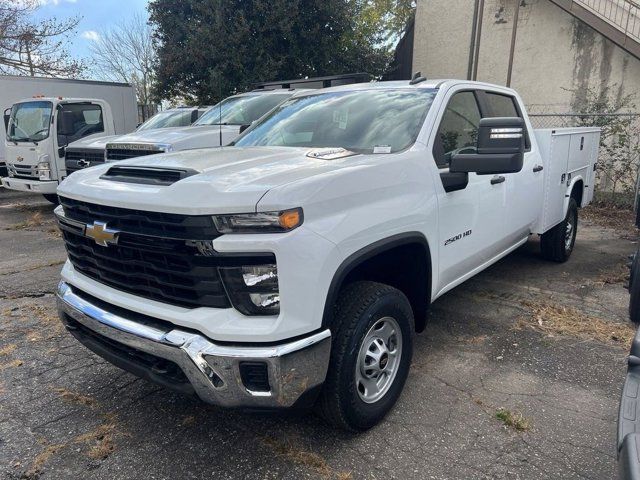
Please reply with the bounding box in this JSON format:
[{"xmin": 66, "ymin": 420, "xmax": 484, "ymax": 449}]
[{"xmin": 412, "ymin": 0, "xmax": 640, "ymax": 113}]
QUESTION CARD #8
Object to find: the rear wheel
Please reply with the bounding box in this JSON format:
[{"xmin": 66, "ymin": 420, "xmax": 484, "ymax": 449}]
[
  {"xmin": 316, "ymin": 281, "xmax": 414, "ymax": 431},
  {"xmin": 541, "ymin": 198, "xmax": 578, "ymax": 263},
  {"xmin": 43, "ymin": 194, "xmax": 59, "ymax": 205}
]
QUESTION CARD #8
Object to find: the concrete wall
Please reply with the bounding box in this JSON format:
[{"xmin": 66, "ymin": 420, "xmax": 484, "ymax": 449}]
[{"xmin": 412, "ymin": 0, "xmax": 640, "ymax": 113}]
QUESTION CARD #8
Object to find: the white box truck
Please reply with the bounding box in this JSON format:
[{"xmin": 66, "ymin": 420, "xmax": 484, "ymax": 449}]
[{"xmin": 0, "ymin": 75, "xmax": 137, "ymax": 201}]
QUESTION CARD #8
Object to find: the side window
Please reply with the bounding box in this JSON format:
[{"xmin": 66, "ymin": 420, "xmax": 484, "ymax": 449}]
[
  {"xmin": 485, "ymin": 93, "xmax": 519, "ymax": 117},
  {"xmin": 484, "ymin": 92, "xmax": 530, "ymax": 149},
  {"xmin": 57, "ymin": 104, "xmax": 104, "ymax": 146},
  {"xmin": 433, "ymin": 91, "xmax": 481, "ymax": 168}
]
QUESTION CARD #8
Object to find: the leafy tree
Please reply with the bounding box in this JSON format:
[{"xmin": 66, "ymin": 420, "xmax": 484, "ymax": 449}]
[
  {"xmin": 0, "ymin": 0, "xmax": 83, "ymax": 77},
  {"xmin": 149, "ymin": 0, "xmax": 414, "ymax": 103}
]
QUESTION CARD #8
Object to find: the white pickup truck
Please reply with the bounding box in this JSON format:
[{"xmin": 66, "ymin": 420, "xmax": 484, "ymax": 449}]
[
  {"xmin": 102, "ymin": 90, "xmax": 299, "ymax": 163},
  {"xmin": 54, "ymin": 79, "xmax": 599, "ymax": 431},
  {"xmin": 1, "ymin": 96, "xmax": 136, "ymax": 202}
]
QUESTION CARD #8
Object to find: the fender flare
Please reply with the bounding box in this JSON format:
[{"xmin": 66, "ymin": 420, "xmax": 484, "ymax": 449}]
[
  {"xmin": 321, "ymin": 232, "xmax": 432, "ymax": 330},
  {"xmin": 564, "ymin": 175, "xmax": 585, "ymax": 215}
]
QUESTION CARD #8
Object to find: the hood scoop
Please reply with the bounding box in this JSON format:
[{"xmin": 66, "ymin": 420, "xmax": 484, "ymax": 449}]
[{"xmin": 100, "ymin": 165, "xmax": 199, "ymax": 186}]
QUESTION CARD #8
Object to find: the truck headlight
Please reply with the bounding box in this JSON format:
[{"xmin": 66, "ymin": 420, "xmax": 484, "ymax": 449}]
[
  {"xmin": 155, "ymin": 143, "xmax": 173, "ymax": 153},
  {"xmin": 213, "ymin": 208, "xmax": 303, "ymax": 234},
  {"xmin": 37, "ymin": 161, "xmax": 51, "ymax": 180},
  {"xmin": 219, "ymin": 264, "xmax": 279, "ymax": 315}
]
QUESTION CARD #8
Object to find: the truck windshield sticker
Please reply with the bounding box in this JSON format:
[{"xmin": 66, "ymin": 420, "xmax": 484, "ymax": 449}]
[
  {"xmin": 332, "ymin": 109, "xmax": 348, "ymax": 130},
  {"xmin": 373, "ymin": 145, "xmax": 392, "ymax": 154},
  {"xmin": 444, "ymin": 230, "xmax": 472, "ymax": 246}
]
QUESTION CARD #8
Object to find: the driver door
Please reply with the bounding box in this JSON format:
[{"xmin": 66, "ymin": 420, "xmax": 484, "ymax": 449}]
[{"xmin": 431, "ymin": 89, "xmax": 507, "ymax": 294}]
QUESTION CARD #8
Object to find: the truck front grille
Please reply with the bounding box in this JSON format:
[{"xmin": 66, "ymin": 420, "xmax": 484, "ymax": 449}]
[
  {"xmin": 58, "ymin": 196, "xmax": 233, "ymax": 309},
  {"xmin": 7, "ymin": 163, "xmax": 38, "ymax": 180},
  {"xmin": 106, "ymin": 146, "xmax": 163, "ymax": 161},
  {"xmin": 65, "ymin": 148, "xmax": 105, "ymax": 174}
]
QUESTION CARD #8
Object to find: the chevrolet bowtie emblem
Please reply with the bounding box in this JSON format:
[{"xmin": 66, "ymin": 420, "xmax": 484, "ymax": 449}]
[
  {"xmin": 85, "ymin": 221, "xmax": 119, "ymax": 247},
  {"xmin": 16, "ymin": 156, "xmax": 24, "ymax": 162}
]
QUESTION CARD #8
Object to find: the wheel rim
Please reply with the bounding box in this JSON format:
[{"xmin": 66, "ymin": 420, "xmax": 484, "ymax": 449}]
[
  {"xmin": 355, "ymin": 316, "xmax": 403, "ymax": 404},
  {"xmin": 565, "ymin": 212, "xmax": 576, "ymax": 251}
]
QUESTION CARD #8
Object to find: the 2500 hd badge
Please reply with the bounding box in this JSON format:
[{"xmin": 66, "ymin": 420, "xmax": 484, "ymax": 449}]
[{"xmin": 445, "ymin": 230, "xmax": 472, "ymax": 246}]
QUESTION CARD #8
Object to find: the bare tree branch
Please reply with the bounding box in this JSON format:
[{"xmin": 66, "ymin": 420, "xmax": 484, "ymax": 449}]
[
  {"xmin": 0, "ymin": 0, "xmax": 84, "ymax": 77},
  {"xmin": 88, "ymin": 14, "xmax": 156, "ymax": 105}
]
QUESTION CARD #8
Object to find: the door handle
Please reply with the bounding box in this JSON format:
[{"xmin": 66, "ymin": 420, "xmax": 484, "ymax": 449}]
[
  {"xmin": 533, "ymin": 165, "xmax": 543, "ymax": 172},
  {"xmin": 490, "ymin": 175, "xmax": 506, "ymax": 185}
]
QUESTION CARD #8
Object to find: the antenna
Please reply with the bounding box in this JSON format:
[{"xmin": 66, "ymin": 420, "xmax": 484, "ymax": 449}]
[{"xmin": 218, "ymin": 75, "xmax": 223, "ymax": 147}]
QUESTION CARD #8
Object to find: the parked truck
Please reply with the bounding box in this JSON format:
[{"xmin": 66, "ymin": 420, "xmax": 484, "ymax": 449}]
[
  {"xmin": 63, "ymin": 107, "xmax": 210, "ymax": 176},
  {"xmin": 0, "ymin": 75, "xmax": 136, "ymax": 179},
  {"xmin": 54, "ymin": 79, "xmax": 600, "ymax": 431}
]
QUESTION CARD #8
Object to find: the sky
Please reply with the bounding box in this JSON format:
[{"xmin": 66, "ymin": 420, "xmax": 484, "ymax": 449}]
[{"xmin": 33, "ymin": 0, "xmax": 149, "ymax": 73}]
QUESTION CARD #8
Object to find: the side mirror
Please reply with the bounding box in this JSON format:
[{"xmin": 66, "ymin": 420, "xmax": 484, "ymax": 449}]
[
  {"xmin": 239, "ymin": 123, "xmax": 252, "ymax": 134},
  {"xmin": 3, "ymin": 108, "xmax": 11, "ymax": 132},
  {"xmin": 450, "ymin": 117, "xmax": 525, "ymax": 175}
]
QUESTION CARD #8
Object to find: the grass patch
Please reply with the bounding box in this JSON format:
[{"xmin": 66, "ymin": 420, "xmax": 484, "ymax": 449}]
[
  {"xmin": 6, "ymin": 212, "xmax": 46, "ymax": 231},
  {"xmin": 521, "ymin": 300, "xmax": 635, "ymax": 347},
  {"xmin": 0, "ymin": 359, "xmax": 23, "ymax": 370},
  {"xmin": 54, "ymin": 387, "xmax": 98, "ymax": 408},
  {"xmin": 495, "ymin": 408, "xmax": 532, "ymax": 432},
  {"xmin": 0, "ymin": 343, "xmax": 16, "ymax": 356},
  {"xmin": 262, "ymin": 436, "xmax": 351, "ymax": 479},
  {"xmin": 595, "ymin": 262, "xmax": 629, "ymax": 286},
  {"xmin": 582, "ymin": 205, "xmax": 637, "ymax": 238},
  {"xmin": 23, "ymin": 442, "xmax": 67, "ymax": 480},
  {"xmin": 74, "ymin": 413, "xmax": 119, "ymax": 460}
]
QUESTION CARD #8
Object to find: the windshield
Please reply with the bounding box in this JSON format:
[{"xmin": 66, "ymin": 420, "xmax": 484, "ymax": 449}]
[
  {"xmin": 195, "ymin": 93, "xmax": 292, "ymax": 126},
  {"xmin": 7, "ymin": 101, "xmax": 53, "ymax": 143},
  {"xmin": 137, "ymin": 110, "xmax": 195, "ymax": 131},
  {"xmin": 234, "ymin": 88, "xmax": 438, "ymax": 153}
]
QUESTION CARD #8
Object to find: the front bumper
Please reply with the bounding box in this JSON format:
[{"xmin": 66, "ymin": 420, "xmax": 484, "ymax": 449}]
[
  {"xmin": 1, "ymin": 177, "xmax": 58, "ymax": 193},
  {"xmin": 618, "ymin": 327, "xmax": 640, "ymax": 479},
  {"xmin": 57, "ymin": 281, "xmax": 331, "ymax": 408}
]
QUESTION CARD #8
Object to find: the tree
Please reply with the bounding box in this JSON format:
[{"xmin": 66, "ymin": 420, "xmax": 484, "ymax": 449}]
[
  {"xmin": 149, "ymin": 0, "xmax": 411, "ymax": 104},
  {"xmin": 88, "ymin": 14, "xmax": 156, "ymax": 108},
  {"xmin": 0, "ymin": 0, "xmax": 83, "ymax": 77}
]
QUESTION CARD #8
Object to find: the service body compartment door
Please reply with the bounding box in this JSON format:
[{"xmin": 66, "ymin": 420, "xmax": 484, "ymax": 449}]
[{"xmin": 538, "ymin": 130, "xmax": 570, "ymax": 232}]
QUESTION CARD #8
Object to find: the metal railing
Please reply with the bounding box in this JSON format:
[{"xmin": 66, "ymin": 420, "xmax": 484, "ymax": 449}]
[{"xmin": 576, "ymin": 0, "xmax": 640, "ymax": 42}]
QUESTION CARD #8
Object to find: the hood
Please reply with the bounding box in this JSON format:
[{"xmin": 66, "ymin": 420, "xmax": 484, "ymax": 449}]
[
  {"xmin": 57, "ymin": 146, "xmax": 364, "ymax": 215},
  {"xmin": 107, "ymin": 125, "xmax": 241, "ymax": 148},
  {"xmin": 66, "ymin": 134, "xmax": 121, "ymax": 151}
]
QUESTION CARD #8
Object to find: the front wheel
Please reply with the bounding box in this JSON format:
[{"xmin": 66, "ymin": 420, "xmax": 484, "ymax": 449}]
[
  {"xmin": 541, "ymin": 198, "xmax": 578, "ymax": 263},
  {"xmin": 316, "ymin": 281, "xmax": 414, "ymax": 431},
  {"xmin": 42, "ymin": 194, "xmax": 59, "ymax": 205}
]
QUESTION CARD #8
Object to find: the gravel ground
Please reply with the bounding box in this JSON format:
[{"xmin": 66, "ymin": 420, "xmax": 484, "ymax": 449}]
[{"xmin": 0, "ymin": 188, "xmax": 636, "ymax": 479}]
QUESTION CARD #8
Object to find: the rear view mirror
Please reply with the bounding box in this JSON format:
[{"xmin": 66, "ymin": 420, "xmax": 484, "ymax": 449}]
[
  {"xmin": 3, "ymin": 108, "xmax": 10, "ymax": 132},
  {"xmin": 450, "ymin": 117, "xmax": 525, "ymax": 175}
]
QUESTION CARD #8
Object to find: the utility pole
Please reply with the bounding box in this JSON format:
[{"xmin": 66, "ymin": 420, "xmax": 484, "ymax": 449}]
[
  {"xmin": 472, "ymin": 0, "xmax": 485, "ymax": 81},
  {"xmin": 506, "ymin": 0, "xmax": 522, "ymax": 87}
]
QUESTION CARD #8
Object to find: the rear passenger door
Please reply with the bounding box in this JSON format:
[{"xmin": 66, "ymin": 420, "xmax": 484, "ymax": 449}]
[
  {"xmin": 480, "ymin": 91, "xmax": 543, "ymax": 242},
  {"xmin": 431, "ymin": 89, "xmax": 508, "ymax": 294}
]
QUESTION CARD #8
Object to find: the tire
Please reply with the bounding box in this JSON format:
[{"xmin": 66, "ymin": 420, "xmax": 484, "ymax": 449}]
[
  {"xmin": 316, "ymin": 281, "xmax": 414, "ymax": 431},
  {"xmin": 43, "ymin": 194, "xmax": 59, "ymax": 205},
  {"xmin": 541, "ymin": 198, "xmax": 578, "ymax": 263},
  {"xmin": 629, "ymin": 248, "xmax": 640, "ymax": 325}
]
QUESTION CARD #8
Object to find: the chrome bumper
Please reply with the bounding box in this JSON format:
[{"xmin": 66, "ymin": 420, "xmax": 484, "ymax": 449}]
[{"xmin": 56, "ymin": 282, "xmax": 331, "ymax": 408}]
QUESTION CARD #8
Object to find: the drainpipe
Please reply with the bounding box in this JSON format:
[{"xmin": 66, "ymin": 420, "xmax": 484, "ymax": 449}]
[
  {"xmin": 472, "ymin": 0, "xmax": 486, "ymax": 81},
  {"xmin": 506, "ymin": 0, "xmax": 522, "ymax": 87},
  {"xmin": 467, "ymin": 0, "xmax": 481, "ymax": 80}
]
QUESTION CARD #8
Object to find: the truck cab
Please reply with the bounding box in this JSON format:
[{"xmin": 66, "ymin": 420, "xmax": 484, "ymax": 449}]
[{"xmin": 1, "ymin": 97, "xmax": 116, "ymax": 203}]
